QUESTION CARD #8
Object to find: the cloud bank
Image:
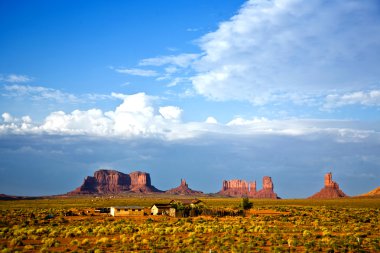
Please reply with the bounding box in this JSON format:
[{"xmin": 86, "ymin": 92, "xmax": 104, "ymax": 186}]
[
  {"xmin": 190, "ymin": 0, "xmax": 380, "ymax": 104},
  {"xmin": 1, "ymin": 91, "xmax": 379, "ymax": 143}
]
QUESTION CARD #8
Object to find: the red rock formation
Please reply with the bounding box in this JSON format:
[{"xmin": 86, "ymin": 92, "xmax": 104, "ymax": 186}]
[
  {"xmin": 220, "ymin": 179, "xmax": 255, "ymax": 196},
  {"xmin": 68, "ymin": 169, "xmax": 161, "ymax": 195},
  {"xmin": 129, "ymin": 171, "xmax": 158, "ymax": 192},
  {"xmin": 165, "ymin": 179, "xmax": 204, "ymax": 195},
  {"xmin": 219, "ymin": 176, "xmax": 279, "ymax": 199},
  {"xmin": 249, "ymin": 181, "xmax": 257, "ymax": 193},
  {"xmin": 255, "ymin": 176, "xmax": 278, "ymax": 199},
  {"xmin": 94, "ymin": 170, "xmax": 130, "ymax": 193},
  {"xmin": 262, "ymin": 176, "xmax": 273, "ymax": 190},
  {"xmin": 308, "ymin": 172, "xmax": 347, "ymax": 199}
]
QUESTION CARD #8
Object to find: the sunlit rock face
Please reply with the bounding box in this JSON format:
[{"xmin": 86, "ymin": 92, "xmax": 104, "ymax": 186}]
[
  {"xmin": 68, "ymin": 169, "xmax": 161, "ymax": 194},
  {"xmin": 219, "ymin": 176, "xmax": 279, "ymax": 199},
  {"xmin": 308, "ymin": 172, "xmax": 347, "ymax": 199}
]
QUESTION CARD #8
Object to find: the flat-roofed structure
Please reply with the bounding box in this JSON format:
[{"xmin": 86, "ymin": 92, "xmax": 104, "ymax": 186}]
[{"xmin": 110, "ymin": 206, "xmax": 144, "ymax": 216}]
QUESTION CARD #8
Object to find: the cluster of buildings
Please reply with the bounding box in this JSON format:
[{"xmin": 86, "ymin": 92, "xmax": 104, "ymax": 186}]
[{"xmin": 105, "ymin": 199, "xmax": 204, "ymax": 217}]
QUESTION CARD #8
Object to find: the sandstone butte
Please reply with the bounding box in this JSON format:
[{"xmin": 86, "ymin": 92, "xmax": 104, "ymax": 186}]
[
  {"xmin": 165, "ymin": 179, "xmax": 204, "ymax": 195},
  {"xmin": 68, "ymin": 170, "xmax": 162, "ymax": 195},
  {"xmin": 308, "ymin": 172, "xmax": 347, "ymax": 199},
  {"xmin": 218, "ymin": 176, "xmax": 280, "ymax": 199}
]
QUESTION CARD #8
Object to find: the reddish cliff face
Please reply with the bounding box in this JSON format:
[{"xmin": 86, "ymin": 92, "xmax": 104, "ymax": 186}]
[
  {"xmin": 68, "ymin": 169, "xmax": 161, "ymax": 194},
  {"xmin": 94, "ymin": 170, "xmax": 130, "ymax": 193},
  {"xmin": 129, "ymin": 171, "xmax": 161, "ymax": 193},
  {"xmin": 130, "ymin": 171, "xmax": 150, "ymax": 186},
  {"xmin": 219, "ymin": 176, "xmax": 279, "ymax": 199},
  {"xmin": 165, "ymin": 179, "xmax": 204, "ymax": 195},
  {"xmin": 249, "ymin": 181, "xmax": 257, "ymax": 193},
  {"xmin": 220, "ymin": 179, "xmax": 256, "ymax": 197},
  {"xmin": 308, "ymin": 172, "xmax": 347, "ymax": 199},
  {"xmin": 255, "ymin": 176, "xmax": 279, "ymax": 199},
  {"xmin": 262, "ymin": 176, "xmax": 273, "ymax": 190}
]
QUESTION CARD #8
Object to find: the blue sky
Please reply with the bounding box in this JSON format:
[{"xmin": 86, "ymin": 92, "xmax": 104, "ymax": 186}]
[{"xmin": 1, "ymin": 0, "xmax": 380, "ymax": 197}]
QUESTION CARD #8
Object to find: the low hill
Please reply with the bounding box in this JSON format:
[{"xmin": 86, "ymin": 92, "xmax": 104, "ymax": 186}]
[{"xmin": 359, "ymin": 187, "xmax": 380, "ymax": 197}]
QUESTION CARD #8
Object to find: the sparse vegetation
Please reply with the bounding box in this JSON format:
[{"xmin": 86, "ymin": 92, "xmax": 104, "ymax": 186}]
[
  {"xmin": 241, "ymin": 197, "xmax": 253, "ymax": 210},
  {"xmin": 0, "ymin": 196, "xmax": 379, "ymax": 252}
]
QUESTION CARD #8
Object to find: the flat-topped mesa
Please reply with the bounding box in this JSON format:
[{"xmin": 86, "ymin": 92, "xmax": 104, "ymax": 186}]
[
  {"xmin": 68, "ymin": 169, "xmax": 161, "ymax": 195},
  {"xmin": 128, "ymin": 171, "xmax": 159, "ymax": 193},
  {"xmin": 165, "ymin": 179, "xmax": 204, "ymax": 195},
  {"xmin": 219, "ymin": 176, "xmax": 279, "ymax": 199},
  {"xmin": 220, "ymin": 179, "xmax": 255, "ymax": 197},
  {"xmin": 94, "ymin": 170, "xmax": 130, "ymax": 193},
  {"xmin": 308, "ymin": 172, "xmax": 347, "ymax": 199},
  {"xmin": 130, "ymin": 171, "xmax": 151, "ymax": 187}
]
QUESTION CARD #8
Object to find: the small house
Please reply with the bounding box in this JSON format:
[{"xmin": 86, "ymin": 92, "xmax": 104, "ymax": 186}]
[
  {"xmin": 151, "ymin": 204, "xmax": 172, "ymax": 215},
  {"xmin": 110, "ymin": 206, "xmax": 144, "ymax": 217}
]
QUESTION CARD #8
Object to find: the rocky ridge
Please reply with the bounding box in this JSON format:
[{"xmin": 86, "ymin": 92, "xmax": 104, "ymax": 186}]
[{"xmin": 308, "ymin": 172, "xmax": 347, "ymax": 199}]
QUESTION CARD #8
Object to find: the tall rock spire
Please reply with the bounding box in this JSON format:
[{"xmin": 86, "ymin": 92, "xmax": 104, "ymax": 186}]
[{"xmin": 309, "ymin": 172, "xmax": 347, "ymax": 199}]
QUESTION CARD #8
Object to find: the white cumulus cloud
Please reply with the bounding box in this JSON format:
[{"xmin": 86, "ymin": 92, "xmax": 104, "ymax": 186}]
[
  {"xmin": 205, "ymin": 117, "xmax": 218, "ymax": 124},
  {"xmin": 159, "ymin": 106, "xmax": 182, "ymax": 120},
  {"xmin": 2, "ymin": 113, "xmax": 14, "ymax": 123},
  {"xmin": 1, "ymin": 92, "xmax": 380, "ymax": 142},
  {"xmin": 191, "ymin": 0, "xmax": 380, "ymax": 104},
  {"xmin": 0, "ymin": 93, "xmax": 188, "ymax": 139}
]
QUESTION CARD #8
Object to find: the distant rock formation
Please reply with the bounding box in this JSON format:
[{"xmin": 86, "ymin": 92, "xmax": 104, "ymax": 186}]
[
  {"xmin": 165, "ymin": 179, "xmax": 204, "ymax": 195},
  {"xmin": 68, "ymin": 169, "xmax": 162, "ymax": 194},
  {"xmin": 308, "ymin": 172, "xmax": 347, "ymax": 199},
  {"xmin": 358, "ymin": 186, "xmax": 380, "ymax": 197},
  {"xmin": 92, "ymin": 170, "xmax": 130, "ymax": 193},
  {"xmin": 129, "ymin": 171, "xmax": 156, "ymax": 193},
  {"xmin": 219, "ymin": 176, "xmax": 279, "ymax": 199},
  {"xmin": 220, "ymin": 179, "xmax": 256, "ymax": 197},
  {"xmin": 255, "ymin": 176, "xmax": 279, "ymax": 199}
]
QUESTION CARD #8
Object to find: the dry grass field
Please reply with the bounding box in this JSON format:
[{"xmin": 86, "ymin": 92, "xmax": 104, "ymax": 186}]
[{"xmin": 0, "ymin": 196, "xmax": 379, "ymax": 252}]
